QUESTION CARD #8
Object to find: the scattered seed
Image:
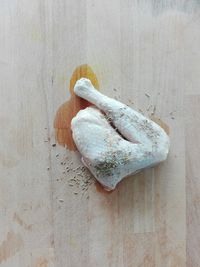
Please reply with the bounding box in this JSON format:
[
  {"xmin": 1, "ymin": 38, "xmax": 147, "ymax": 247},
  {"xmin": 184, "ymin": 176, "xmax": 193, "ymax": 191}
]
[
  {"xmin": 146, "ymin": 105, "xmax": 152, "ymax": 111},
  {"xmin": 59, "ymin": 199, "xmax": 64, "ymax": 202},
  {"xmin": 151, "ymin": 106, "xmax": 156, "ymax": 115},
  {"xmin": 145, "ymin": 93, "xmax": 150, "ymax": 98},
  {"xmin": 52, "ymin": 143, "xmax": 56, "ymax": 147}
]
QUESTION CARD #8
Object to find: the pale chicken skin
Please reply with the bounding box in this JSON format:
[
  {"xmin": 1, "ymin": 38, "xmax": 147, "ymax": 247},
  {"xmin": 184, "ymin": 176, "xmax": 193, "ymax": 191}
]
[{"xmin": 71, "ymin": 78, "xmax": 170, "ymax": 190}]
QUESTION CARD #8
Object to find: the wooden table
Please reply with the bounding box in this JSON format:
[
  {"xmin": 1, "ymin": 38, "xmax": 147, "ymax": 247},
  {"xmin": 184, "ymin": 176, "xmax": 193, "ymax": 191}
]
[{"xmin": 0, "ymin": 1, "xmax": 200, "ymax": 266}]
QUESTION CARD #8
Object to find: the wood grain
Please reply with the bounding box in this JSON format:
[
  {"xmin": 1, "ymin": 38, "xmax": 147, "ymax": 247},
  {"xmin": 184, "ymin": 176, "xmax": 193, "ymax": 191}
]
[
  {"xmin": 185, "ymin": 96, "xmax": 200, "ymax": 267},
  {"xmin": 0, "ymin": 0, "xmax": 200, "ymax": 266}
]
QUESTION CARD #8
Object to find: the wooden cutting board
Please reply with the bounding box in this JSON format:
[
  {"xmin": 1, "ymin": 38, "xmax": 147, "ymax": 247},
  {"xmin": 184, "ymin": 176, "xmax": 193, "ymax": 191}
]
[{"xmin": 0, "ymin": 1, "xmax": 200, "ymax": 266}]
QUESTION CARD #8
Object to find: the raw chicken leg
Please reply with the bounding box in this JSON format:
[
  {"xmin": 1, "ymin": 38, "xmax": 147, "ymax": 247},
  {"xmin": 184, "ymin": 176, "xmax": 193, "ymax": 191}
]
[{"xmin": 71, "ymin": 78, "xmax": 170, "ymax": 190}]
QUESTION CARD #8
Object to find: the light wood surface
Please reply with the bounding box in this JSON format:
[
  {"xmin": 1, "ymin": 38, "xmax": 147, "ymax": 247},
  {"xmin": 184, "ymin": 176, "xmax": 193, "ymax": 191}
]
[{"xmin": 0, "ymin": 1, "xmax": 200, "ymax": 266}]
